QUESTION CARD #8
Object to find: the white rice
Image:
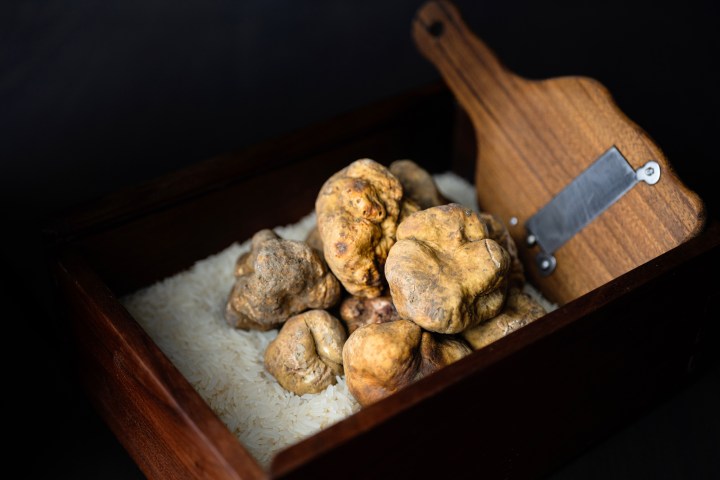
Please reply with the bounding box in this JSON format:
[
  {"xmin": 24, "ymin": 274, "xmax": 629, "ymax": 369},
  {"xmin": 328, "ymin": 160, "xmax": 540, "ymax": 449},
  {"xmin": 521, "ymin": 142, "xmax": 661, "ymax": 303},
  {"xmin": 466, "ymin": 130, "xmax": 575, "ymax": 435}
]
[{"xmin": 121, "ymin": 172, "xmax": 557, "ymax": 468}]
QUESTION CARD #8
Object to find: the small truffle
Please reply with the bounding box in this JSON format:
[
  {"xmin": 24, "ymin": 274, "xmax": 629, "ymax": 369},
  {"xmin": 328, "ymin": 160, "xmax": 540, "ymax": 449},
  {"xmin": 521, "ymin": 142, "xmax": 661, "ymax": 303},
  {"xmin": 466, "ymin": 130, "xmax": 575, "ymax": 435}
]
[
  {"xmin": 225, "ymin": 230, "xmax": 342, "ymax": 330},
  {"xmin": 305, "ymin": 225, "xmax": 324, "ymax": 257},
  {"xmin": 385, "ymin": 204, "xmax": 510, "ymax": 334},
  {"xmin": 339, "ymin": 294, "xmax": 400, "ymax": 334},
  {"xmin": 478, "ymin": 212, "xmax": 525, "ymax": 288},
  {"xmin": 264, "ymin": 310, "xmax": 346, "ymax": 395},
  {"xmin": 389, "ymin": 159, "xmax": 448, "ymax": 209},
  {"xmin": 234, "ymin": 229, "xmax": 279, "ymax": 277},
  {"xmin": 462, "ymin": 288, "xmax": 547, "ymax": 350},
  {"xmin": 315, "ymin": 159, "xmax": 404, "ymax": 297},
  {"xmin": 343, "ymin": 319, "xmax": 472, "ymax": 406}
]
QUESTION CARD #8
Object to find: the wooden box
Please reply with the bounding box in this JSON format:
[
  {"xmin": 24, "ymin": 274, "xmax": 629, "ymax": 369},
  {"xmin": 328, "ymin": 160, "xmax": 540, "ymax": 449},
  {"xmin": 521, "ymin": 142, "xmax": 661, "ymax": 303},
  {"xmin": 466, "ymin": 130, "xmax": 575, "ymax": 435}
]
[{"xmin": 44, "ymin": 82, "xmax": 720, "ymax": 479}]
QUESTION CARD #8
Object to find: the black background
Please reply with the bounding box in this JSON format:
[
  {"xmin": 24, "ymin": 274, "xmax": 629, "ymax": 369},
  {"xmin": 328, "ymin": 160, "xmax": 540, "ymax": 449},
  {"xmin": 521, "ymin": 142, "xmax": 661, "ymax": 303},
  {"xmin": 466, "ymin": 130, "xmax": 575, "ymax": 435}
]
[{"xmin": 2, "ymin": 0, "xmax": 719, "ymax": 478}]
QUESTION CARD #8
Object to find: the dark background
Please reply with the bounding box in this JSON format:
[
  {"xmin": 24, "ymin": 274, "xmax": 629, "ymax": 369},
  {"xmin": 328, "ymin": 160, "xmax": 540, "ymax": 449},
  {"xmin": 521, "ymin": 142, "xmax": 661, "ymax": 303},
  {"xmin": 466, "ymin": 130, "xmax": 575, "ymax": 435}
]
[{"xmin": 2, "ymin": 0, "xmax": 718, "ymax": 478}]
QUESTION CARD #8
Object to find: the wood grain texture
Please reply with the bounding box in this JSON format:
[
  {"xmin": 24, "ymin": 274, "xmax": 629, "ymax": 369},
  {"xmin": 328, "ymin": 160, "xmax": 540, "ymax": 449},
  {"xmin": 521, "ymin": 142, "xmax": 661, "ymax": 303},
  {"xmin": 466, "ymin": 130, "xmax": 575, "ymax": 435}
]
[
  {"xmin": 413, "ymin": 0, "xmax": 706, "ymax": 305},
  {"xmin": 54, "ymin": 250, "xmax": 267, "ymax": 480}
]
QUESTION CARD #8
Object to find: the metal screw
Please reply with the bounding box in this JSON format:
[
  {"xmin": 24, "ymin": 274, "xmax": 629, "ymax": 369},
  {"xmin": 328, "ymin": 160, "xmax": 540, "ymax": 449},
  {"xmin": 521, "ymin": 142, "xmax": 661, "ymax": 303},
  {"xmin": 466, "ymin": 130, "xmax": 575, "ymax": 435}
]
[
  {"xmin": 509, "ymin": 216, "xmax": 518, "ymax": 226},
  {"xmin": 535, "ymin": 253, "xmax": 557, "ymax": 276},
  {"xmin": 637, "ymin": 161, "xmax": 660, "ymax": 185},
  {"xmin": 526, "ymin": 234, "xmax": 536, "ymax": 247}
]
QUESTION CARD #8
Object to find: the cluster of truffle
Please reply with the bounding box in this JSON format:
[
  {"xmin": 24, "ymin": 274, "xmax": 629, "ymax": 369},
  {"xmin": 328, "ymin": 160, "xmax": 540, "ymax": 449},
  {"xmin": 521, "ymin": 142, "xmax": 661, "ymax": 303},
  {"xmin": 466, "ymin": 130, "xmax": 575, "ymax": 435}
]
[{"xmin": 225, "ymin": 159, "xmax": 546, "ymax": 406}]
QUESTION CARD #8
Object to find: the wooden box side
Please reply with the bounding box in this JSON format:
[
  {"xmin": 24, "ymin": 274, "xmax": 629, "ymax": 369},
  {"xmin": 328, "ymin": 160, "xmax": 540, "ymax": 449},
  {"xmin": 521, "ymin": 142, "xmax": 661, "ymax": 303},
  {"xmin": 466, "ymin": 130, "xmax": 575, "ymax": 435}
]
[
  {"xmin": 270, "ymin": 222, "xmax": 720, "ymax": 479},
  {"xmin": 53, "ymin": 250, "xmax": 265, "ymax": 480}
]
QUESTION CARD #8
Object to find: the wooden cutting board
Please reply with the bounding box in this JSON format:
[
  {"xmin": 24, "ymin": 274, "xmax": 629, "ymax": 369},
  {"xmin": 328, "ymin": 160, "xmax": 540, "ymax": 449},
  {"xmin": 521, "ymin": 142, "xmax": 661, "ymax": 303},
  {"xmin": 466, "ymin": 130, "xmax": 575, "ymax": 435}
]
[{"xmin": 413, "ymin": 0, "xmax": 706, "ymax": 305}]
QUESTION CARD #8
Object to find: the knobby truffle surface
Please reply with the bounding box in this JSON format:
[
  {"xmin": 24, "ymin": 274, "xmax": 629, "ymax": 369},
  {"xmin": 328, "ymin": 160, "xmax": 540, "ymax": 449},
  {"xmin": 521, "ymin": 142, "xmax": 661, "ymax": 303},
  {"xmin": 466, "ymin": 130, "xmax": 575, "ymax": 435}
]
[
  {"xmin": 343, "ymin": 319, "xmax": 472, "ymax": 406},
  {"xmin": 225, "ymin": 229, "xmax": 341, "ymax": 330},
  {"xmin": 305, "ymin": 225, "xmax": 324, "ymax": 258},
  {"xmin": 315, "ymin": 159, "xmax": 405, "ymax": 297},
  {"xmin": 385, "ymin": 204, "xmax": 510, "ymax": 334},
  {"xmin": 234, "ymin": 229, "xmax": 278, "ymax": 277},
  {"xmin": 462, "ymin": 288, "xmax": 547, "ymax": 350},
  {"xmin": 478, "ymin": 212, "xmax": 525, "ymax": 288},
  {"xmin": 264, "ymin": 310, "xmax": 346, "ymax": 395},
  {"xmin": 339, "ymin": 294, "xmax": 399, "ymax": 334},
  {"xmin": 389, "ymin": 159, "xmax": 448, "ymax": 210}
]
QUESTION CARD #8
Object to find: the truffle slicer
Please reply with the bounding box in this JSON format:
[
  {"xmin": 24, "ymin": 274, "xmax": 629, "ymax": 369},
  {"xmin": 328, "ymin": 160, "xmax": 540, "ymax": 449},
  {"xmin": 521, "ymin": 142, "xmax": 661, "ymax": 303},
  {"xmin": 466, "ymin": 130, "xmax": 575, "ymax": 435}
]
[{"xmin": 413, "ymin": 0, "xmax": 705, "ymax": 305}]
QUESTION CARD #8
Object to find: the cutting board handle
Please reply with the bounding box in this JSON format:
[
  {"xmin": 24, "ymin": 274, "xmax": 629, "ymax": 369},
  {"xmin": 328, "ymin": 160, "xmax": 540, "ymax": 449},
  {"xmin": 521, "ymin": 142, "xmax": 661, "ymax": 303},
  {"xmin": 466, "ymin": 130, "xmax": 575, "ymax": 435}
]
[
  {"xmin": 413, "ymin": 0, "xmax": 510, "ymax": 126},
  {"xmin": 412, "ymin": 0, "xmax": 705, "ymax": 305}
]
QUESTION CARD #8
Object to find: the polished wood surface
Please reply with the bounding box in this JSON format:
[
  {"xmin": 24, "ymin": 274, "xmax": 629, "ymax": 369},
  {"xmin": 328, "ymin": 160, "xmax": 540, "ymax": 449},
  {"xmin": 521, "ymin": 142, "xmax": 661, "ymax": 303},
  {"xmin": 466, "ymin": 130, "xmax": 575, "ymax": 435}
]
[{"xmin": 413, "ymin": 0, "xmax": 706, "ymax": 305}]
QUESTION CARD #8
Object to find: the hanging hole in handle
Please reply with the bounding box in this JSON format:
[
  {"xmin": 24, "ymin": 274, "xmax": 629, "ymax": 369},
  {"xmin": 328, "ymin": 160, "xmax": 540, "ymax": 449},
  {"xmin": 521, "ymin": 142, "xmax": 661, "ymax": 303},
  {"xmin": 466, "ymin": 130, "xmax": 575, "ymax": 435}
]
[{"xmin": 427, "ymin": 21, "xmax": 444, "ymax": 37}]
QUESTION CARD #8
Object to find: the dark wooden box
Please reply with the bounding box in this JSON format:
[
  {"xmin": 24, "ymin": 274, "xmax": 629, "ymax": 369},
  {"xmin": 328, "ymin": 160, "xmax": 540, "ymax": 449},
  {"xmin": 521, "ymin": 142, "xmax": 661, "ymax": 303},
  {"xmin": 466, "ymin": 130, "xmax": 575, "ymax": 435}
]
[{"xmin": 44, "ymin": 83, "xmax": 720, "ymax": 479}]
